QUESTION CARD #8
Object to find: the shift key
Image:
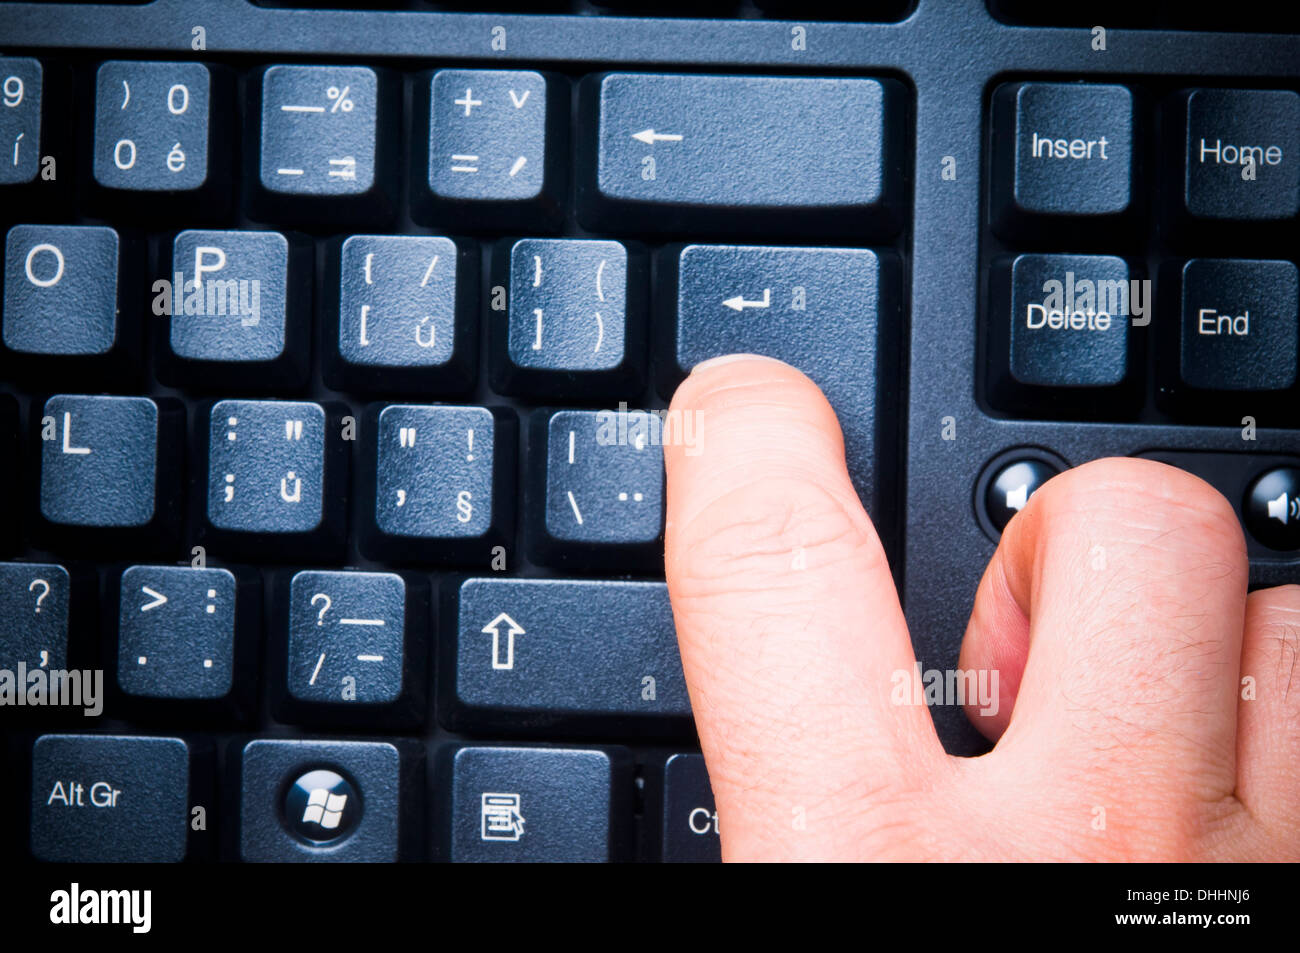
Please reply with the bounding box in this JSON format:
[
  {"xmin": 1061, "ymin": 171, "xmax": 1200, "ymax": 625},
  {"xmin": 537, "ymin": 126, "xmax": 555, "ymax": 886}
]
[{"xmin": 579, "ymin": 73, "xmax": 903, "ymax": 237}]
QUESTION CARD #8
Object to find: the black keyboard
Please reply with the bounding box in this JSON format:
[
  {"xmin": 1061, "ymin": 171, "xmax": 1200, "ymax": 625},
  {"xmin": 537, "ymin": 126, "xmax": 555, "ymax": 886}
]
[{"xmin": 1, "ymin": 0, "xmax": 1297, "ymax": 864}]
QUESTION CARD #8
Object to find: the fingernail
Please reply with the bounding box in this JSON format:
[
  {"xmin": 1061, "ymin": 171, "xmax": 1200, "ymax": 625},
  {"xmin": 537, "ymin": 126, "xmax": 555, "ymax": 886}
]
[{"xmin": 690, "ymin": 353, "xmax": 788, "ymax": 374}]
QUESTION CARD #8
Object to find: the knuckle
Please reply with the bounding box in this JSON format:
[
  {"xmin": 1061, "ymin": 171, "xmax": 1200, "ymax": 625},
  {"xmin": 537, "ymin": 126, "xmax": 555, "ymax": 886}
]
[{"xmin": 668, "ymin": 476, "xmax": 881, "ymax": 597}]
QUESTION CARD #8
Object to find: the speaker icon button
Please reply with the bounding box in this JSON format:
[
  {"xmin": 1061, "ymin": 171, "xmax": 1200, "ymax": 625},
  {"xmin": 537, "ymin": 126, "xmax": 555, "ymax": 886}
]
[
  {"xmin": 983, "ymin": 457, "xmax": 1062, "ymax": 535},
  {"xmin": 1245, "ymin": 467, "xmax": 1300, "ymax": 552}
]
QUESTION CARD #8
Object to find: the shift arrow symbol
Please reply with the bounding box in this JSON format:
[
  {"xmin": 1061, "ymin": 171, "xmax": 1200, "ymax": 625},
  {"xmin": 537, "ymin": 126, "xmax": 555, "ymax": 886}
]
[
  {"xmin": 631, "ymin": 128, "xmax": 683, "ymax": 145},
  {"xmin": 140, "ymin": 586, "xmax": 168, "ymax": 612}
]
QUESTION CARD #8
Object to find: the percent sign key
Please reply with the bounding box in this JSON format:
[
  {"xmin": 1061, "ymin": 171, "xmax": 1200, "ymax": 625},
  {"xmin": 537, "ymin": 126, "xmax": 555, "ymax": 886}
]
[{"xmin": 254, "ymin": 64, "xmax": 397, "ymax": 223}]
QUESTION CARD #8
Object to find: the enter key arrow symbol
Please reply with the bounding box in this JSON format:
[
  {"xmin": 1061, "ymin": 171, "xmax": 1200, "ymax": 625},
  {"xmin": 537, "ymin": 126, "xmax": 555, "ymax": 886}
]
[
  {"xmin": 481, "ymin": 612, "xmax": 525, "ymax": 670},
  {"xmin": 140, "ymin": 586, "xmax": 168, "ymax": 612},
  {"xmin": 722, "ymin": 288, "xmax": 771, "ymax": 312}
]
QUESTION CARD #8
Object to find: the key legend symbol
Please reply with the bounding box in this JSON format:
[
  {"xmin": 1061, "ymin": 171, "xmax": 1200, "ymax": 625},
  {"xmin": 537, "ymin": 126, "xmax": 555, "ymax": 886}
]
[{"xmin": 327, "ymin": 85, "xmax": 353, "ymax": 112}]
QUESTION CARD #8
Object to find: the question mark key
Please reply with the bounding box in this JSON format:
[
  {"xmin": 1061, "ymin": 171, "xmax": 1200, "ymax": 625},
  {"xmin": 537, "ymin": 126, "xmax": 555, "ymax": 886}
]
[{"xmin": 0, "ymin": 563, "xmax": 70, "ymax": 670}]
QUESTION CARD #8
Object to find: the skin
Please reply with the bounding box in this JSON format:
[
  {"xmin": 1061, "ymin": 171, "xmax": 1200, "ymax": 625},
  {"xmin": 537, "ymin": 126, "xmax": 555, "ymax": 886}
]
[{"xmin": 663, "ymin": 354, "xmax": 1300, "ymax": 862}]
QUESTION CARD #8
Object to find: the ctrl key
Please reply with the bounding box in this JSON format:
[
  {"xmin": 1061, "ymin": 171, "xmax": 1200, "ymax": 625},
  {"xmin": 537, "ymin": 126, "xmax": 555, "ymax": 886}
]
[{"xmin": 30, "ymin": 734, "xmax": 190, "ymax": 862}]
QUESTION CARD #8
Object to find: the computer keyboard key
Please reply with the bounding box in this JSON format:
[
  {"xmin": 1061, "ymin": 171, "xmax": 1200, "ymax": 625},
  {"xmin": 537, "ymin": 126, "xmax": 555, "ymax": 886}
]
[
  {"xmin": 1173, "ymin": 259, "xmax": 1298, "ymax": 393},
  {"xmin": 157, "ymin": 229, "xmax": 311, "ymax": 389},
  {"xmin": 359, "ymin": 404, "xmax": 515, "ymax": 565},
  {"xmin": 983, "ymin": 457, "xmax": 1062, "ymax": 534},
  {"xmin": 30, "ymin": 734, "xmax": 190, "ymax": 862},
  {"xmin": 580, "ymin": 73, "xmax": 904, "ymax": 237},
  {"xmin": 115, "ymin": 566, "xmax": 251, "ymax": 705},
  {"xmin": 202, "ymin": 399, "xmax": 348, "ymax": 559},
  {"xmin": 435, "ymin": 745, "xmax": 631, "ymax": 862},
  {"xmin": 414, "ymin": 69, "xmax": 565, "ymax": 230},
  {"xmin": 658, "ymin": 753, "xmax": 721, "ymax": 863},
  {"xmin": 664, "ymin": 244, "xmax": 900, "ymax": 520},
  {"xmin": 280, "ymin": 569, "xmax": 426, "ymax": 724},
  {"xmin": 491, "ymin": 238, "xmax": 646, "ymax": 398},
  {"xmin": 526, "ymin": 409, "xmax": 664, "ymax": 569},
  {"xmin": 1244, "ymin": 466, "xmax": 1300, "ymax": 552},
  {"xmin": 444, "ymin": 578, "xmax": 689, "ymax": 733},
  {"xmin": 325, "ymin": 234, "xmax": 478, "ymax": 395},
  {"xmin": 238, "ymin": 739, "xmax": 416, "ymax": 862},
  {"xmin": 36, "ymin": 395, "xmax": 183, "ymax": 551},
  {"xmin": 4, "ymin": 225, "xmax": 116, "ymax": 355},
  {"xmin": 986, "ymin": 254, "xmax": 1136, "ymax": 412},
  {"xmin": 91, "ymin": 60, "xmax": 228, "ymax": 213},
  {"xmin": 990, "ymin": 82, "xmax": 1136, "ymax": 239},
  {"xmin": 3, "ymin": 225, "xmax": 141, "ymax": 380},
  {"xmin": 0, "ymin": 562, "xmax": 69, "ymax": 672},
  {"xmin": 251, "ymin": 65, "xmax": 396, "ymax": 224},
  {"xmin": 0, "ymin": 57, "xmax": 42, "ymax": 185},
  {"xmin": 1173, "ymin": 88, "xmax": 1300, "ymax": 224}
]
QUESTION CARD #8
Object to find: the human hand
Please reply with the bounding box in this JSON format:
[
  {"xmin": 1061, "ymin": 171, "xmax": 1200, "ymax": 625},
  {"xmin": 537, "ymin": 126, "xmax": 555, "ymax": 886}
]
[{"xmin": 663, "ymin": 354, "xmax": 1300, "ymax": 861}]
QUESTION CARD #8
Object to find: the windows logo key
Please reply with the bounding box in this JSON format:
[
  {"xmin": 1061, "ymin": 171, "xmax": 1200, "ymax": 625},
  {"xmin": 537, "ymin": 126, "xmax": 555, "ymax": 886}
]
[
  {"xmin": 285, "ymin": 769, "xmax": 361, "ymax": 843},
  {"xmin": 304, "ymin": 789, "xmax": 348, "ymax": 830}
]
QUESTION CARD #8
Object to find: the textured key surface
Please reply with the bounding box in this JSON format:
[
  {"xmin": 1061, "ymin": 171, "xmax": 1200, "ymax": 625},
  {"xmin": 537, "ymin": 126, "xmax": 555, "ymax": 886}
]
[
  {"xmin": 660, "ymin": 753, "xmax": 721, "ymax": 863},
  {"xmin": 0, "ymin": 58, "xmax": 41, "ymax": 185},
  {"xmin": 440, "ymin": 746, "xmax": 619, "ymax": 862},
  {"xmin": 4, "ymin": 225, "xmax": 118, "ymax": 355},
  {"xmin": 94, "ymin": 61, "xmax": 210, "ymax": 192},
  {"xmin": 1178, "ymin": 259, "xmax": 1298, "ymax": 391},
  {"xmin": 207, "ymin": 400, "xmax": 324, "ymax": 533},
  {"xmin": 338, "ymin": 235, "xmax": 459, "ymax": 367},
  {"xmin": 30, "ymin": 734, "xmax": 189, "ymax": 862},
  {"xmin": 169, "ymin": 230, "xmax": 288, "ymax": 361},
  {"xmin": 448, "ymin": 578, "xmax": 688, "ymax": 728},
  {"xmin": 540, "ymin": 409, "xmax": 664, "ymax": 545},
  {"xmin": 260, "ymin": 65, "xmax": 377, "ymax": 195},
  {"xmin": 1178, "ymin": 88, "xmax": 1300, "ymax": 221},
  {"xmin": 287, "ymin": 570, "xmax": 405, "ymax": 704},
  {"xmin": 40, "ymin": 395, "xmax": 158, "ymax": 527},
  {"xmin": 429, "ymin": 69, "xmax": 548, "ymax": 200},
  {"xmin": 239, "ymin": 739, "xmax": 402, "ymax": 862},
  {"xmin": 991, "ymin": 82, "xmax": 1134, "ymax": 231},
  {"xmin": 373, "ymin": 405, "xmax": 498, "ymax": 540},
  {"xmin": 0, "ymin": 562, "xmax": 69, "ymax": 670},
  {"xmin": 508, "ymin": 239, "xmax": 626, "ymax": 370},
  {"xmin": 583, "ymin": 73, "xmax": 902, "ymax": 233},
  {"xmin": 671, "ymin": 244, "xmax": 897, "ymax": 515},
  {"xmin": 117, "ymin": 566, "xmax": 236, "ymax": 699}
]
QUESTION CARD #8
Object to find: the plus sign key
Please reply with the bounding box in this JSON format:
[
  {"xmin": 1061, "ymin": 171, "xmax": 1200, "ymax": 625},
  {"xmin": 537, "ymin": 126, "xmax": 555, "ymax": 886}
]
[
  {"xmin": 415, "ymin": 69, "xmax": 565, "ymax": 229},
  {"xmin": 252, "ymin": 65, "xmax": 396, "ymax": 225}
]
